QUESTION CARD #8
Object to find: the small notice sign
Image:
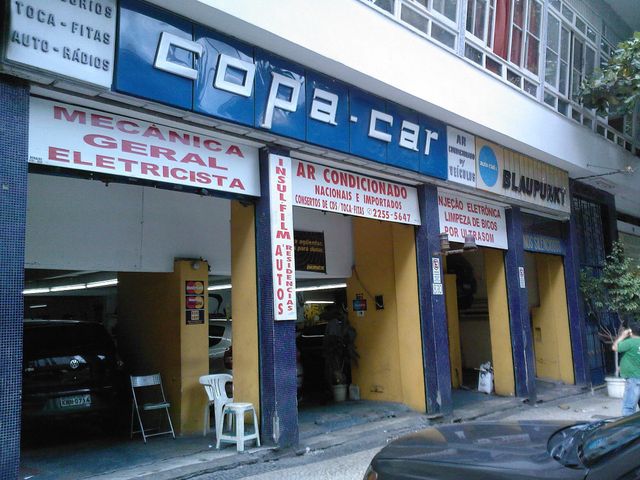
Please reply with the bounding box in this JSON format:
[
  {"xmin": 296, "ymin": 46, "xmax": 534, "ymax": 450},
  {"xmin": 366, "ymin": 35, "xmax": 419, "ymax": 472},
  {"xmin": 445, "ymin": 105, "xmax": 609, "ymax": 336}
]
[{"xmin": 185, "ymin": 280, "xmax": 205, "ymax": 325}]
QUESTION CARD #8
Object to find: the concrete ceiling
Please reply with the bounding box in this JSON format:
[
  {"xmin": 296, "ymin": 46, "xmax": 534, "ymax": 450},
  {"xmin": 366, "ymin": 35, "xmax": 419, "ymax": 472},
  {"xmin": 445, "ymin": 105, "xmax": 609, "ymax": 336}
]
[{"xmin": 604, "ymin": 0, "xmax": 640, "ymax": 32}]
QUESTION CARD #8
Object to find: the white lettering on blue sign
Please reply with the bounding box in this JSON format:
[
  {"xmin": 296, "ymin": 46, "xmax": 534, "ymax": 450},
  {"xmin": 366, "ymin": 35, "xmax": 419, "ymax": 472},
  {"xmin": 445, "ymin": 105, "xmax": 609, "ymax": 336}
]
[
  {"xmin": 214, "ymin": 54, "xmax": 255, "ymax": 98},
  {"xmin": 261, "ymin": 72, "xmax": 302, "ymax": 129},
  {"xmin": 310, "ymin": 88, "xmax": 339, "ymax": 125},
  {"xmin": 368, "ymin": 109, "xmax": 393, "ymax": 142},
  {"xmin": 153, "ymin": 32, "xmax": 203, "ymax": 80},
  {"xmin": 150, "ymin": 30, "xmax": 443, "ymax": 159}
]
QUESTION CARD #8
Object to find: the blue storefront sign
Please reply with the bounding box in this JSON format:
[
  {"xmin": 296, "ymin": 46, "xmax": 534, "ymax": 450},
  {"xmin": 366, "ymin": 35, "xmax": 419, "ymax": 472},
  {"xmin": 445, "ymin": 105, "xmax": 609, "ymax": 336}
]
[{"xmin": 114, "ymin": 0, "xmax": 448, "ymax": 180}]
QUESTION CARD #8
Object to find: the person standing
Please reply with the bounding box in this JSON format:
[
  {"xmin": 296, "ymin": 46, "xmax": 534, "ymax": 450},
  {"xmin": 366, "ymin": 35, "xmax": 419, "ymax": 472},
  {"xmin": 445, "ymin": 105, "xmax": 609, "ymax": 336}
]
[{"xmin": 613, "ymin": 326, "xmax": 640, "ymax": 416}]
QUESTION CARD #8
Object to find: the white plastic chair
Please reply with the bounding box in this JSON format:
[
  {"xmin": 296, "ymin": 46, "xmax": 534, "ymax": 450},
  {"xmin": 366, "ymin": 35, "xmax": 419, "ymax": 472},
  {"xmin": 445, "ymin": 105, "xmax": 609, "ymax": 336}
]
[
  {"xmin": 130, "ymin": 373, "xmax": 175, "ymax": 443},
  {"xmin": 199, "ymin": 374, "xmax": 233, "ymax": 437}
]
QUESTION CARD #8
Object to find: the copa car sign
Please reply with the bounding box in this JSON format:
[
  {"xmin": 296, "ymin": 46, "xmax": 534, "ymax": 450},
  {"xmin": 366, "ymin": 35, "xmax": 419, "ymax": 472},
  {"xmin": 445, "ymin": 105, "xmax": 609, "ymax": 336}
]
[{"xmin": 114, "ymin": 0, "xmax": 448, "ymax": 180}]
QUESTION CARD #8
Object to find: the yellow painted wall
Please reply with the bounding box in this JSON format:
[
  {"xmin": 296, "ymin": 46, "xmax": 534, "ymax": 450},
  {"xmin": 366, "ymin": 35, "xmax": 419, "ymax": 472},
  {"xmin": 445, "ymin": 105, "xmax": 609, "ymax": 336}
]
[
  {"xmin": 531, "ymin": 254, "xmax": 574, "ymax": 384},
  {"xmin": 118, "ymin": 260, "xmax": 209, "ymax": 435},
  {"xmin": 445, "ymin": 274, "xmax": 462, "ymax": 388},
  {"xmin": 347, "ymin": 218, "xmax": 425, "ymax": 411},
  {"xmin": 484, "ymin": 249, "xmax": 515, "ymax": 396},
  {"xmin": 230, "ymin": 200, "xmax": 260, "ymax": 416}
]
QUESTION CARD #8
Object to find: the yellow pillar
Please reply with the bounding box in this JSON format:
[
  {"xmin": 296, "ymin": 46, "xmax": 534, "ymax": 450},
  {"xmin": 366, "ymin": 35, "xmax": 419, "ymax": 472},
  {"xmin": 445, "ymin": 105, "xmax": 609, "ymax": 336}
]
[
  {"xmin": 445, "ymin": 274, "xmax": 462, "ymax": 389},
  {"xmin": 484, "ymin": 249, "xmax": 515, "ymax": 396},
  {"xmin": 392, "ymin": 223, "xmax": 426, "ymax": 412},
  {"xmin": 347, "ymin": 218, "xmax": 425, "ymax": 411},
  {"xmin": 230, "ymin": 200, "xmax": 261, "ymax": 415}
]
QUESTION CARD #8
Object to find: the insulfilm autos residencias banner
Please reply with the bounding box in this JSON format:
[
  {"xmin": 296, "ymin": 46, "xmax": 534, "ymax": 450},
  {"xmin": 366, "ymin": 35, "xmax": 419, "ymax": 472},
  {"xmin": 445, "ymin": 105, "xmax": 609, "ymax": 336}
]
[
  {"xmin": 269, "ymin": 154, "xmax": 297, "ymax": 321},
  {"xmin": 28, "ymin": 98, "xmax": 260, "ymax": 196},
  {"xmin": 292, "ymin": 160, "xmax": 420, "ymax": 226}
]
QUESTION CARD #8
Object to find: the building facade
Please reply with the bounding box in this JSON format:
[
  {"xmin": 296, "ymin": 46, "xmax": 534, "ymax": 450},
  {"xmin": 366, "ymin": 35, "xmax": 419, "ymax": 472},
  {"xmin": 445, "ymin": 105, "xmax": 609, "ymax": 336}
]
[{"xmin": 1, "ymin": 0, "xmax": 639, "ymax": 475}]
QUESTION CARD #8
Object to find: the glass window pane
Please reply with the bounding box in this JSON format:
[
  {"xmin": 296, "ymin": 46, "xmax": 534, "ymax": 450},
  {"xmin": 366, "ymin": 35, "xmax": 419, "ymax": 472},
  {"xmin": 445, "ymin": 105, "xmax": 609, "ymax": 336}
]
[
  {"xmin": 549, "ymin": 0, "xmax": 560, "ymax": 11},
  {"xmin": 558, "ymin": 99, "xmax": 569, "ymax": 116},
  {"xmin": 466, "ymin": 0, "xmax": 475, "ymax": 32},
  {"xmin": 576, "ymin": 17, "xmax": 586, "ymax": 34},
  {"xmin": 573, "ymin": 38, "xmax": 583, "ymax": 71},
  {"xmin": 507, "ymin": 69, "xmax": 521, "ymax": 86},
  {"xmin": 585, "ymin": 46, "xmax": 595, "ymax": 76},
  {"xmin": 523, "ymin": 79, "xmax": 537, "ymax": 96},
  {"xmin": 559, "ymin": 62, "xmax": 568, "ymax": 94},
  {"xmin": 475, "ymin": 0, "xmax": 487, "ymax": 39},
  {"xmin": 547, "ymin": 14, "xmax": 560, "ymax": 50},
  {"xmin": 545, "ymin": 50, "xmax": 559, "ymax": 86},
  {"xmin": 560, "ymin": 27, "xmax": 570, "ymax": 60},
  {"xmin": 401, "ymin": 5, "xmax": 429, "ymax": 34},
  {"xmin": 465, "ymin": 43, "xmax": 483, "ymax": 64},
  {"xmin": 485, "ymin": 56, "xmax": 502, "ymax": 75},
  {"xmin": 434, "ymin": 0, "xmax": 458, "ymax": 21},
  {"xmin": 432, "ymin": 23, "xmax": 457, "ymax": 48},
  {"xmin": 526, "ymin": 35, "xmax": 539, "ymax": 73},
  {"xmin": 528, "ymin": 1, "xmax": 542, "ymax": 37},
  {"xmin": 561, "ymin": 5, "xmax": 573, "ymax": 22},
  {"xmin": 544, "ymin": 91, "xmax": 557, "ymax": 107},
  {"xmin": 513, "ymin": 0, "xmax": 525, "ymax": 27},
  {"xmin": 373, "ymin": 0, "xmax": 395, "ymax": 14},
  {"xmin": 510, "ymin": 27, "xmax": 523, "ymax": 64}
]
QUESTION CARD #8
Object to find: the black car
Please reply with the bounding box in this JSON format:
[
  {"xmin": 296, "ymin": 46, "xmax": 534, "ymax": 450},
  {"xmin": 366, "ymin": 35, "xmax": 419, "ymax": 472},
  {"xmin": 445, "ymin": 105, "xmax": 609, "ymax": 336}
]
[
  {"xmin": 22, "ymin": 320, "xmax": 124, "ymax": 425},
  {"xmin": 365, "ymin": 413, "xmax": 640, "ymax": 479}
]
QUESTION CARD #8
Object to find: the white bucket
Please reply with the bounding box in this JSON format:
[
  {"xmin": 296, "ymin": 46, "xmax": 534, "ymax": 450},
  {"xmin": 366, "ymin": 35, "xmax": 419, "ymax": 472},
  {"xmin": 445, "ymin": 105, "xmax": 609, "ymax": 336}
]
[{"xmin": 605, "ymin": 376, "xmax": 626, "ymax": 399}]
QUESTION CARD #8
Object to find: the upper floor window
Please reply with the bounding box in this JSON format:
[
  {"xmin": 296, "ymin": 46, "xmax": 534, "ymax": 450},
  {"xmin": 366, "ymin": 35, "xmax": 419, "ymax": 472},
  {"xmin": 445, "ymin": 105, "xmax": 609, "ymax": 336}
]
[
  {"xmin": 466, "ymin": 0, "xmax": 495, "ymax": 47},
  {"xmin": 491, "ymin": 0, "xmax": 541, "ymax": 75}
]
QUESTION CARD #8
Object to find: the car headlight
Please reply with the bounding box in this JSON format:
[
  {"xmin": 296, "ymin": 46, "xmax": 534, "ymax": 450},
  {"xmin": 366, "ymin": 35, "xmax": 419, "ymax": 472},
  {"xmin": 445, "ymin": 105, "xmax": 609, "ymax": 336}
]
[{"xmin": 363, "ymin": 464, "xmax": 378, "ymax": 480}]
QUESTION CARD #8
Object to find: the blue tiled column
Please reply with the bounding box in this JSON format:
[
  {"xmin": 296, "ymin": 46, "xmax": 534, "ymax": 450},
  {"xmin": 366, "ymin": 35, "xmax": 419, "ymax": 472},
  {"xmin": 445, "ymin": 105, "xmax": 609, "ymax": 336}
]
[
  {"xmin": 415, "ymin": 184, "xmax": 452, "ymax": 416},
  {"xmin": 564, "ymin": 193, "xmax": 590, "ymax": 386},
  {"xmin": 504, "ymin": 207, "xmax": 536, "ymax": 400},
  {"xmin": 0, "ymin": 76, "xmax": 29, "ymax": 477},
  {"xmin": 255, "ymin": 147, "xmax": 298, "ymax": 447}
]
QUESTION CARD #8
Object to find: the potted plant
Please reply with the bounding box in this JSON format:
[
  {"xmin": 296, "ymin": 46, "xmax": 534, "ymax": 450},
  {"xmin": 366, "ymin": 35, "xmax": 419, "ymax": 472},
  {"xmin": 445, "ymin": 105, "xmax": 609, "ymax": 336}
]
[
  {"xmin": 321, "ymin": 308, "xmax": 359, "ymax": 402},
  {"xmin": 580, "ymin": 242, "xmax": 640, "ymax": 397}
]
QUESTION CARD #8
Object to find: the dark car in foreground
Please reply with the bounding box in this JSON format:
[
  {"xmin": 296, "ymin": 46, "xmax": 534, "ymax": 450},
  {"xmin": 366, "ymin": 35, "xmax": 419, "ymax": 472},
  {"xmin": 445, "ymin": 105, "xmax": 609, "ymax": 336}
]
[
  {"xmin": 365, "ymin": 413, "xmax": 640, "ymax": 479},
  {"xmin": 22, "ymin": 320, "xmax": 124, "ymax": 426}
]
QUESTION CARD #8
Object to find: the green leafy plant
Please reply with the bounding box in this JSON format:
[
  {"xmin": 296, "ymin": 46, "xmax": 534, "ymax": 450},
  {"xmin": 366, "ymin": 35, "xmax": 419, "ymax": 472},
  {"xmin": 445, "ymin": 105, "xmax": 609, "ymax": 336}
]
[
  {"xmin": 322, "ymin": 309, "xmax": 359, "ymax": 386},
  {"xmin": 580, "ymin": 242, "xmax": 640, "ymax": 376},
  {"xmin": 580, "ymin": 32, "xmax": 640, "ymax": 116}
]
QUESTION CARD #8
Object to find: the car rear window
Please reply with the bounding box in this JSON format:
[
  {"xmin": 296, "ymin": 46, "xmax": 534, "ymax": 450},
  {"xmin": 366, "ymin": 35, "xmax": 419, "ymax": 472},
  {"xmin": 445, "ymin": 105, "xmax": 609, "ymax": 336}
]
[
  {"xmin": 209, "ymin": 325, "xmax": 226, "ymax": 347},
  {"xmin": 24, "ymin": 323, "xmax": 114, "ymax": 357}
]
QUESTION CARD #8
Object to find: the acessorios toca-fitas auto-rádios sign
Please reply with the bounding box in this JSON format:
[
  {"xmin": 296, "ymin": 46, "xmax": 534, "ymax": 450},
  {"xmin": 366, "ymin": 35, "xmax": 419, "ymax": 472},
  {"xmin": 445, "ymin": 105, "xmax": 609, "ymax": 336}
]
[{"xmin": 2, "ymin": 0, "xmax": 117, "ymax": 88}]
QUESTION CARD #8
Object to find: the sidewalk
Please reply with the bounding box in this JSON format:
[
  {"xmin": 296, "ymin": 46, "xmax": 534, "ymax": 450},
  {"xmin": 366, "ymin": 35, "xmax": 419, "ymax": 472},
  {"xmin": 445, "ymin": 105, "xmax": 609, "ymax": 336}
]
[{"xmin": 20, "ymin": 383, "xmax": 622, "ymax": 480}]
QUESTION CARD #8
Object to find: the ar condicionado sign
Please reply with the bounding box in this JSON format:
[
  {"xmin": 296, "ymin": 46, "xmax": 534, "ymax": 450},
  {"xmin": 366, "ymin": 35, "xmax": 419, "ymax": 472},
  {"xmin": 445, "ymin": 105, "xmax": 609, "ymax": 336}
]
[{"xmin": 28, "ymin": 98, "xmax": 260, "ymax": 196}]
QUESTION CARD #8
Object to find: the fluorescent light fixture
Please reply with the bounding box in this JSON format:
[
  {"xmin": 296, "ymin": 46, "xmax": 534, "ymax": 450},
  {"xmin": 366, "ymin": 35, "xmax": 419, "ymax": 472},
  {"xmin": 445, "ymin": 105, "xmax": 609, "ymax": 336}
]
[
  {"xmin": 23, "ymin": 288, "xmax": 50, "ymax": 295},
  {"xmin": 295, "ymin": 283, "xmax": 347, "ymax": 292},
  {"xmin": 304, "ymin": 300, "xmax": 335, "ymax": 304},
  {"xmin": 50, "ymin": 284, "xmax": 86, "ymax": 292},
  {"xmin": 86, "ymin": 279, "xmax": 118, "ymax": 289},
  {"xmin": 29, "ymin": 304, "xmax": 47, "ymax": 309},
  {"xmin": 208, "ymin": 284, "xmax": 232, "ymax": 291}
]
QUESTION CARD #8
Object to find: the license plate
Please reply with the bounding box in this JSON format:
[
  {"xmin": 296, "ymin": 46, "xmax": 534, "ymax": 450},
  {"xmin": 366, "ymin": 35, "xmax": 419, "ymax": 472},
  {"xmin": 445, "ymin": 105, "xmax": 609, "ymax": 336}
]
[{"xmin": 59, "ymin": 394, "xmax": 91, "ymax": 408}]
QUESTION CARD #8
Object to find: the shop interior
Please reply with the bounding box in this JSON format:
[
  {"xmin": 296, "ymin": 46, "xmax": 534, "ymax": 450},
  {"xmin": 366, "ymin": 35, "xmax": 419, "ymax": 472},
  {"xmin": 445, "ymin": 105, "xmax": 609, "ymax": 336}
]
[{"xmin": 445, "ymin": 247, "xmax": 515, "ymax": 396}]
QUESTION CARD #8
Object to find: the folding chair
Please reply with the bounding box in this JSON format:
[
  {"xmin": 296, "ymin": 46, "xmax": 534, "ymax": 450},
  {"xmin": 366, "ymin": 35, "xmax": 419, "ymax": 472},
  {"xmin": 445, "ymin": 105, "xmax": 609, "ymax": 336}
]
[
  {"xmin": 199, "ymin": 374, "xmax": 233, "ymax": 437},
  {"xmin": 130, "ymin": 373, "xmax": 176, "ymax": 443}
]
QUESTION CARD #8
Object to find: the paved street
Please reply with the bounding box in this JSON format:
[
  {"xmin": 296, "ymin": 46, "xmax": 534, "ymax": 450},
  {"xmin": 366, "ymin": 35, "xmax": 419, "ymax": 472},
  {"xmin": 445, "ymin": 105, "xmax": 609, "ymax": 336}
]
[{"xmin": 188, "ymin": 388, "xmax": 624, "ymax": 480}]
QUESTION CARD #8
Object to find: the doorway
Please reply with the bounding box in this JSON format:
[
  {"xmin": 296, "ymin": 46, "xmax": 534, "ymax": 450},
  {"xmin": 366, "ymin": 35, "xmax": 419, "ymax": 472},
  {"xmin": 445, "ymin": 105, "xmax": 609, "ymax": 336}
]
[
  {"xmin": 446, "ymin": 248, "xmax": 515, "ymax": 395},
  {"xmin": 525, "ymin": 252, "xmax": 574, "ymax": 384}
]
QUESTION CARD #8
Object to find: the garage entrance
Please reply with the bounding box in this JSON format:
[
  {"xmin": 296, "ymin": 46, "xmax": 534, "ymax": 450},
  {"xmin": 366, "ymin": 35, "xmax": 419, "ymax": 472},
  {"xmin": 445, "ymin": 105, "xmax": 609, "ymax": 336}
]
[
  {"xmin": 290, "ymin": 157, "xmax": 426, "ymax": 413},
  {"xmin": 445, "ymin": 248, "xmax": 515, "ymax": 396},
  {"xmin": 525, "ymin": 252, "xmax": 574, "ymax": 384}
]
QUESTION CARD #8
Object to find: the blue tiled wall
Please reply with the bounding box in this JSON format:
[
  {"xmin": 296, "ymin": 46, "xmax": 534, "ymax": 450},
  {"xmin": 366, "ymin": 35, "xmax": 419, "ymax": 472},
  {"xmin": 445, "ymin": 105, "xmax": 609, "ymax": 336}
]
[
  {"xmin": 0, "ymin": 75, "xmax": 29, "ymax": 478},
  {"xmin": 416, "ymin": 184, "xmax": 452, "ymax": 415},
  {"xmin": 255, "ymin": 148, "xmax": 299, "ymax": 447},
  {"xmin": 504, "ymin": 207, "xmax": 537, "ymax": 399}
]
